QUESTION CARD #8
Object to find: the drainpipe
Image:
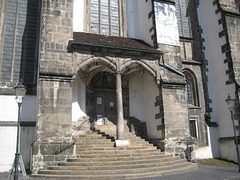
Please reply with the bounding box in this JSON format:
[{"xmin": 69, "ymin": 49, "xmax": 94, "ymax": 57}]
[{"xmin": 159, "ymin": 53, "xmax": 191, "ymax": 138}]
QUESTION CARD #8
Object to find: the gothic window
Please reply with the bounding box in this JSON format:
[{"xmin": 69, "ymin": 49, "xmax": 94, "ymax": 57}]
[
  {"xmin": 189, "ymin": 118, "xmax": 198, "ymax": 139},
  {"xmin": 89, "ymin": 0, "xmax": 120, "ymax": 36},
  {"xmin": 174, "ymin": 0, "xmax": 191, "ymax": 38},
  {"xmin": 183, "ymin": 69, "xmax": 199, "ymax": 106},
  {"xmin": 174, "ymin": 0, "xmax": 193, "ymax": 60}
]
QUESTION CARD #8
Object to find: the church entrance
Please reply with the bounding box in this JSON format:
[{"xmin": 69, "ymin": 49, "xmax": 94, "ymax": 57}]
[
  {"xmin": 86, "ymin": 71, "xmax": 129, "ymax": 126},
  {"xmin": 94, "ymin": 89, "xmax": 117, "ymax": 125},
  {"xmin": 87, "ymin": 72, "xmax": 117, "ymax": 125}
]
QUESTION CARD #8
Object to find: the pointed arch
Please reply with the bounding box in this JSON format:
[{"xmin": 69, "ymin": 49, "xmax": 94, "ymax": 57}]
[
  {"xmin": 183, "ymin": 68, "xmax": 199, "ymax": 106},
  {"xmin": 121, "ymin": 60, "xmax": 157, "ymax": 79},
  {"xmin": 77, "ymin": 57, "xmax": 117, "ymax": 73}
]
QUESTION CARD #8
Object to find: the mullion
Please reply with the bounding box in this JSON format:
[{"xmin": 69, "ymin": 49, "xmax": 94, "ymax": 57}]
[
  {"xmin": 99, "ymin": 0, "xmax": 101, "ymax": 34},
  {"xmin": 109, "ymin": 0, "xmax": 111, "ymax": 35}
]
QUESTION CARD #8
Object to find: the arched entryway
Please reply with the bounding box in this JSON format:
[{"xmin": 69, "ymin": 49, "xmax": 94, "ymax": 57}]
[
  {"xmin": 86, "ymin": 72, "xmax": 129, "ymax": 126},
  {"xmin": 73, "ymin": 56, "xmax": 159, "ymax": 140}
]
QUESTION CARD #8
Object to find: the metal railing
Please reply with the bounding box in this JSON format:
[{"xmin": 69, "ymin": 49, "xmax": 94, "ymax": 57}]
[{"xmin": 55, "ymin": 143, "xmax": 75, "ymax": 155}]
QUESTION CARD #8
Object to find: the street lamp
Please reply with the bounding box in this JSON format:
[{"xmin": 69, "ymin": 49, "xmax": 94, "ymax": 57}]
[
  {"xmin": 8, "ymin": 81, "xmax": 27, "ymax": 180},
  {"xmin": 225, "ymin": 94, "xmax": 240, "ymax": 172}
]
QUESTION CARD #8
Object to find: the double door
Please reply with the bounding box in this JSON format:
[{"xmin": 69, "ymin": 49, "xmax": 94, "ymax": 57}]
[{"xmin": 95, "ymin": 89, "xmax": 117, "ymax": 125}]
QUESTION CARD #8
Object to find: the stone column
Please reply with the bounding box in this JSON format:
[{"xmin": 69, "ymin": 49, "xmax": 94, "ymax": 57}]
[{"xmin": 116, "ymin": 71, "xmax": 124, "ymax": 140}]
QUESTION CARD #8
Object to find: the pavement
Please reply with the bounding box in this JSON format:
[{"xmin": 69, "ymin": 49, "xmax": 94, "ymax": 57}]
[
  {"xmin": 1, "ymin": 164, "xmax": 240, "ymax": 180},
  {"xmin": 136, "ymin": 165, "xmax": 240, "ymax": 180}
]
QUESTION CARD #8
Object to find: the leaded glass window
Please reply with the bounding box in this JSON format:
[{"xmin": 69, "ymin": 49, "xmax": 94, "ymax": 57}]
[
  {"xmin": 189, "ymin": 119, "xmax": 197, "ymax": 139},
  {"xmin": 90, "ymin": 0, "xmax": 120, "ymax": 36},
  {"xmin": 183, "ymin": 69, "xmax": 199, "ymax": 106},
  {"xmin": 174, "ymin": 0, "xmax": 191, "ymax": 37}
]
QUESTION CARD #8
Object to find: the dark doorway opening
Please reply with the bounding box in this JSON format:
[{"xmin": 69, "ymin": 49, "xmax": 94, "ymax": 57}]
[{"xmin": 86, "ymin": 72, "xmax": 130, "ymax": 126}]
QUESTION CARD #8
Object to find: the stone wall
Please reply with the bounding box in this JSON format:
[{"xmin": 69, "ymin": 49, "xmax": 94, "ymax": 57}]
[
  {"xmin": 33, "ymin": 0, "xmax": 75, "ymax": 172},
  {"xmin": 40, "ymin": 0, "xmax": 73, "ymax": 76},
  {"xmin": 225, "ymin": 15, "xmax": 240, "ymax": 85},
  {"xmin": 219, "ymin": 0, "xmax": 240, "ymax": 13},
  {"xmin": 183, "ymin": 62, "xmax": 208, "ymax": 147},
  {"xmin": 36, "ymin": 0, "xmax": 74, "ymax": 142},
  {"xmin": 36, "ymin": 78, "xmax": 72, "ymax": 143},
  {"xmin": 161, "ymin": 83, "xmax": 191, "ymax": 158},
  {"xmin": 162, "ymin": 84, "xmax": 189, "ymax": 138},
  {"xmin": 31, "ymin": 142, "xmax": 74, "ymax": 174},
  {"xmin": 33, "ymin": 77, "xmax": 73, "ymax": 173},
  {"xmin": 215, "ymin": 0, "xmax": 240, "ymax": 86},
  {"xmin": 158, "ymin": 44, "xmax": 185, "ymax": 85},
  {"xmin": 156, "ymin": 25, "xmax": 192, "ymax": 158}
]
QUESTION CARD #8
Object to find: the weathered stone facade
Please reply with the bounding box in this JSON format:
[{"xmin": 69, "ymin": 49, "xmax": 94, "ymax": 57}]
[
  {"xmin": 36, "ymin": 78, "xmax": 73, "ymax": 142},
  {"xmin": 31, "ymin": 142, "xmax": 74, "ymax": 174},
  {"xmin": 5, "ymin": 0, "xmax": 240, "ymax": 172},
  {"xmin": 36, "ymin": 0, "xmax": 74, "ymax": 142},
  {"xmin": 32, "ymin": 0, "xmax": 75, "ymax": 171},
  {"xmin": 31, "ymin": 0, "xmax": 194, "ymax": 171},
  {"xmin": 39, "ymin": 0, "xmax": 73, "ymax": 77}
]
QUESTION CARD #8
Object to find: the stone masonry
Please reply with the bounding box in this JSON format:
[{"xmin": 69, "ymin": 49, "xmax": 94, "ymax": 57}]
[
  {"xmin": 32, "ymin": 0, "xmax": 74, "ymax": 173},
  {"xmin": 32, "ymin": 0, "xmax": 194, "ymax": 172}
]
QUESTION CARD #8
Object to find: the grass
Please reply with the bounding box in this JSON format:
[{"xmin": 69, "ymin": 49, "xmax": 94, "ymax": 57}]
[{"xmin": 197, "ymin": 158, "xmax": 237, "ymax": 167}]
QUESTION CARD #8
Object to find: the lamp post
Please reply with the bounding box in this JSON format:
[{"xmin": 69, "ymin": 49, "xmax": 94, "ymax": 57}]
[
  {"xmin": 13, "ymin": 81, "xmax": 26, "ymax": 180},
  {"xmin": 225, "ymin": 94, "xmax": 240, "ymax": 172}
]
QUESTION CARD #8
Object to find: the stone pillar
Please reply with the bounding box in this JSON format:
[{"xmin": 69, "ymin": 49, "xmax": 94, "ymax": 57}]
[{"xmin": 116, "ymin": 71, "xmax": 124, "ymax": 140}]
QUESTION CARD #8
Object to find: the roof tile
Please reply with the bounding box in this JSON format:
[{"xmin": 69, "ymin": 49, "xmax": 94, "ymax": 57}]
[{"xmin": 72, "ymin": 32, "xmax": 160, "ymax": 53}]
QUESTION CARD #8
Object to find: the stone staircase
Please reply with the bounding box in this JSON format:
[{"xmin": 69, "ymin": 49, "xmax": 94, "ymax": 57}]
[{"xmin": 32, "ymin": 125, "xmax": 197, "ymax": 179}]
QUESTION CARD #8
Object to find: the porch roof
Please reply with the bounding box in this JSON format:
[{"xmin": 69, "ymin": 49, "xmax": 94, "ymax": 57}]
[{"xmin": 69, "ymin": 32, "xmax": 163, "ymax": 55}]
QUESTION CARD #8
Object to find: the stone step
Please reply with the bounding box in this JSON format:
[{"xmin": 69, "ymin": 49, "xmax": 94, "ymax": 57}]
[
  {"xmin": 76, "ymin": 152, "xmax": 166, "ymax": 159},
  {"xmin": 32, "ymin": 164, "xmax": 197, "ymax": 180},
  {"xmin": 74, "ymin": 136, "xmax": 112, "ymax": 141},
  {"xmin": 74, "ymin": 138, "xmax": 114, "ymax": 143},
  {"xmin": 86, "ymin": 134, "xmax": 143, "ymax": 141},
  {"xmin": 75, "ymin": 140, "xmax": 153, "ymax": 148},
  {"xmin": 76, "ymin": 144, "xmax": 115, "ymax": 149},
  {"xmin": 76, "ymin": 146, "xmax": 156, "ymax": 152},
  {"xmin": 60, "ymin": 156, "xmax": 177, "ymax": 167},
  {"xmin": 76, "ymin": 145, "xmax": 157, "ymax": 153},
  {"xmin": 68, "ymin": 154, "xmax": 172, "ymax": 162},
  {"xmin": 38, "ymin": 162, "xmax": 191, "ymax": 176},
  {"xmin": 84, "ymin": 131, "xmax": 149, "ymax": 145},
  {"xmin": 91, "ymin": 128, "xmax": 144, "ymax": 138},
  {"xmin": 77, "ymin": 150, "xmax": 163, "ymax": 158},
  {"xmin": 48, "ymin": 159, "xmax": 185, "ymax": 171},
  {"xmin": 34, "ymin": 127, "xmax": 195, "ymax": 179},
  {"xmin": 76, "ymin": 148, "xmax": 162, "ymax": 154},
  {"xmin": 75, "ymin": 141, "xmax": 114, "ymax": 145}
]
